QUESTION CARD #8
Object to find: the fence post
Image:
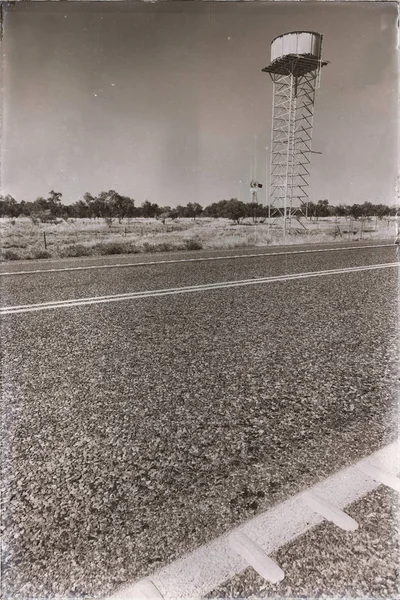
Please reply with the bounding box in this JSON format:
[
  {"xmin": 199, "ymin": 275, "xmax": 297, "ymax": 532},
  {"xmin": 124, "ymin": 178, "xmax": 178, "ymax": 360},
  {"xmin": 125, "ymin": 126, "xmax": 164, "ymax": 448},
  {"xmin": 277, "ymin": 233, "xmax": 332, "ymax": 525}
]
[{"xmin": 43, "ymin": 232, "xmax": 47, "ymax": 249}]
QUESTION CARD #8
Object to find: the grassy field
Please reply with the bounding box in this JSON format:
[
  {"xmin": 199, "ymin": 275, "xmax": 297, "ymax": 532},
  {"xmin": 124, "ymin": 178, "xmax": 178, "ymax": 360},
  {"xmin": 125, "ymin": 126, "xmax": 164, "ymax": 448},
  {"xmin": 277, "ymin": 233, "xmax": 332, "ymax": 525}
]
[{"xmin": 0, "ymin": 216, "xmax": 398, "ymax": 261}]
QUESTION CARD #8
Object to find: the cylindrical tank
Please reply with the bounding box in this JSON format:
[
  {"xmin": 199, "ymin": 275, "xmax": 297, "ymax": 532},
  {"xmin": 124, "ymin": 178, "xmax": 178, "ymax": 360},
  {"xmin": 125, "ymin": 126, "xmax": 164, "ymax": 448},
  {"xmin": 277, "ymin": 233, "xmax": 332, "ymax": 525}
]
[{"xmin": 271, "ymin": 31, "xmax": 323, "ymax": 63}]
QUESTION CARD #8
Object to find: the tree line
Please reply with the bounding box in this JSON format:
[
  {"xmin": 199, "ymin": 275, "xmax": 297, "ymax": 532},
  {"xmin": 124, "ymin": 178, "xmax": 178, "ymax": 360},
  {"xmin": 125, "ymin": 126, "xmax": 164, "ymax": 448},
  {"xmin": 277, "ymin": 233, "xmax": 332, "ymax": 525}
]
[{"xmin": 0, "ymin": 190, "xmax": 397, "ymax": 225}]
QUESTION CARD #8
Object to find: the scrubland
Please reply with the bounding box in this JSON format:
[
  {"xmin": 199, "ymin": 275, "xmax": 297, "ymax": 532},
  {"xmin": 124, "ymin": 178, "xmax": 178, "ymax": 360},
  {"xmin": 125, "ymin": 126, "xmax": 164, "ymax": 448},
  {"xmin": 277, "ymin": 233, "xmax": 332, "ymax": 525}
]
[{"xmin": 0, "ymin": 216, "xmax": 397, "ymax": 262}]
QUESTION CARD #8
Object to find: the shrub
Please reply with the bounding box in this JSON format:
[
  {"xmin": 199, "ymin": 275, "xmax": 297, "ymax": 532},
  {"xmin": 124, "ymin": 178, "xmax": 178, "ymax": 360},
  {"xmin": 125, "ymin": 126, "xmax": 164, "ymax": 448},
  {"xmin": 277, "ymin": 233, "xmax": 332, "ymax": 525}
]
[
  {"xmin": 93, "ymin": 242, "xmax": 140, "ymax": 256},
  {"xmin": 59, "ymin": 244, "xmax": 92, "ymax": 258},
  {"xmin": 32, "ymin": 249, "xmax": 52, "ymax": 260},
  {"xmin": 2, "ymin": 250, "xmax": 22, "ymax": 261},
  {"xmin": 184, "ymin": 238, "xmax": 203, "ymax": 251},
  {"xmin": 142, "ymin": 242, "xmax": 185, "ymax": 253}
]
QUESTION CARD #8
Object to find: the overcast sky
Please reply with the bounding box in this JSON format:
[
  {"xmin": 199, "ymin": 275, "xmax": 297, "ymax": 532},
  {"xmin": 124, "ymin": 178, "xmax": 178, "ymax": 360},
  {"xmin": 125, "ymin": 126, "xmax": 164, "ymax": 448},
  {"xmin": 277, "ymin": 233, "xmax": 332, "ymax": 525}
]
[{"xmin": 1, "ymin": 1, "xmax": 398, "ymax": 207}]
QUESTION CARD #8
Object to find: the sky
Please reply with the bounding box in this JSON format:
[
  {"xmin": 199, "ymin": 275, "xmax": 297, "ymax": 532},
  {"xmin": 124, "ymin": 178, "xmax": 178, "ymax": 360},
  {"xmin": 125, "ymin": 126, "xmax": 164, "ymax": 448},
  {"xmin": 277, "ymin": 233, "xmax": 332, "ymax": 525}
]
[{"xmin": 1, "ymin": 1, "xmax": 398, "ymax": 207}]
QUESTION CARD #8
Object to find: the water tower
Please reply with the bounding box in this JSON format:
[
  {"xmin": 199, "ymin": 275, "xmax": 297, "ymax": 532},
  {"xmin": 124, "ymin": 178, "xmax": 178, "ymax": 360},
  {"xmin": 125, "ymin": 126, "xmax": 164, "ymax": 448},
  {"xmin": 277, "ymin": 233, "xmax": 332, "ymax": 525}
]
[{"xmin": 262, "ymin": 31, "xmax": 328, "ymax": 234}]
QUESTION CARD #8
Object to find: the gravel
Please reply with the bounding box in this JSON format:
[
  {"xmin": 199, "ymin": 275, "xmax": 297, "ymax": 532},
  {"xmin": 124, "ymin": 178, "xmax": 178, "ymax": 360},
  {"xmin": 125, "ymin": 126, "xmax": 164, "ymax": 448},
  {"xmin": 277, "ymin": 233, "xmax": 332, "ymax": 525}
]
[
  {"xmin": 0, "ymin": 240, "xmax": 391, "ymax": 275},
  {"xmin": 208, "ymin": 486, "xmax": 400, "ymax": 599},
  {"xmin": 1, "ymin": 254, "xmax": 398, "ymax": 599}
]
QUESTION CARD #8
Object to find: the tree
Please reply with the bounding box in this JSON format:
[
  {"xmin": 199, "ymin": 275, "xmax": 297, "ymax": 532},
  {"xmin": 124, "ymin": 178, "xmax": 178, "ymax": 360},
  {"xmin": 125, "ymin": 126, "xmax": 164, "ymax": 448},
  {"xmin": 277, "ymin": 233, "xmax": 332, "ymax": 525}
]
[
  {"xmin": 335, "ymin": 204, "xmax": 348, "ymax": 217},
  {"xmin": 247, "ymin": 202, "xmax": 266, "ymax": 223},
  {"xmin": 47, "ymin": 190, "xmax": 63, "ymax": 218},
  {"xmin": 348, "ymin": 204, "xmax": 363, "ymax": 220},
  {"xmin": 140, "ymin": 200, "xmax": 160, "ymax": 219},
  {"xmin": 114, "ymin": 195, "xmax": 136, "ymax": 221},
  {"xmin": 360, "ymin": 202, "xmax": 374, "ymax": 217},
  {"xmin": 315, "ymin": 199, "xmax": 329, "ymax": 219},
  {"xmin": 375, "ymin": 204, "xmax": 390, "ymax": 219},
  {"xmin": 175, "ymin": 205, "xmax": 186, "ymax": 218},
  {"xmin": 30, "ymin": 196, "xmax": 54, "ymax": 222},
  {"xmin": 185, "ymin": 202, "xmax": 203, "ymax": 220},
  {"xmin": 95, "ymin": 190, "xmax": 121, "ymax": 226},
  {"xmin": 203, "ymin": 201, "xmax": 225, "ymax": 218},
  {"xmin": 0, "ymin": 194, "xmax": 20, "ymax": 218},
  {"xmin": 168, "ymin": 209, "xmax": 179, "ymax": 220},
  {"xmin": 303, "ymin": 201, "xmax": 316, "ymax": 219},
  {"xmin": 222, "ymin": 198, "xmax": 247, "ymax": 224},
  {"xmin": 81, "ymin": 192, "xmax": 97, "ymax": 218},
  {"xmin": 70, "ymin": 199, "xmax": 92, "ymax": 219},
  {"xmin": 77, "ymin": 190, "xmax": 122, "ymax": 225}
]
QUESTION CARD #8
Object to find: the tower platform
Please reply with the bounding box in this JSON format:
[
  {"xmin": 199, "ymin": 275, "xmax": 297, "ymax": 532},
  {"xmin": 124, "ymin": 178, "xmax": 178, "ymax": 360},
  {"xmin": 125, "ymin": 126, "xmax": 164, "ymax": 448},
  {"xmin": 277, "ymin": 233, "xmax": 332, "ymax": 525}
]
[{"xmin": 262, "ymin": 55, "xmax": 328, "ymax": 78}]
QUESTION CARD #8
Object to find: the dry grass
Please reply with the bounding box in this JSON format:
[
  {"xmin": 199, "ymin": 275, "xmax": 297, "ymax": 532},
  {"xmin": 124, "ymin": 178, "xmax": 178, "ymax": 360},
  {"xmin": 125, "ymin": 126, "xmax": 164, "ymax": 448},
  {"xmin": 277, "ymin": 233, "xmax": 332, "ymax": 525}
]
[{"xmin": 0, "ymin": 216, "xmax": 397, "ymax": 261}]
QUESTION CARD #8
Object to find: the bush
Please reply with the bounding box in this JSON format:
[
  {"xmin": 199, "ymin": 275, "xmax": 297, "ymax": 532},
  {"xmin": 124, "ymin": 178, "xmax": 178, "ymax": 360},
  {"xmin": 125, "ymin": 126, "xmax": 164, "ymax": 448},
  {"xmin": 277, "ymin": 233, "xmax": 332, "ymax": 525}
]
[
  {"xmin": 59, "ymin": 244, "xmax": 92, "ymax": 258},
  {"xmin": 32, "ymin": 249, "xmax": 52, "ymax": 260},
  {"xmin": 184, "ymin": 238, "xmax": 203, "ymax": 251},
  {"xmin": 2, "ymin": 250, "xmax": 22, "ymax": 261},
  {"xmin": 93, "ymin": 242, "xmax": 140, "ymax": 256},
  {"xmin": 142, "ymin": 241, "xmax": 185, "ymax": 253}
]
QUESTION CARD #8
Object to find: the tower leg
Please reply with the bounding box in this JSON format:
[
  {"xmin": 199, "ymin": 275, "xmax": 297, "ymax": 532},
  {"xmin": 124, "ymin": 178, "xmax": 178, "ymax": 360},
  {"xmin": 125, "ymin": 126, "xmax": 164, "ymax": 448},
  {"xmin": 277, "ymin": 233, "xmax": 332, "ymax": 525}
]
[{"xmin": 268, "ymin": 69, "xmax": 318, "ymax": 234}]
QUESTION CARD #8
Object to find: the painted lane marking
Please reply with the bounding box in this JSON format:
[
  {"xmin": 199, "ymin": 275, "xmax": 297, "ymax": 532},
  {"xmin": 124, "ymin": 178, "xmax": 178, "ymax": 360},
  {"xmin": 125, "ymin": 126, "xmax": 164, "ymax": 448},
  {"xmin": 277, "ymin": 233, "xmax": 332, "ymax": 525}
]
[
  {"xmin": 1, "ymin": 262, "xmax": 399, "ymax": 316},
  {"xmin": 110, "ymin": 579, "xmax": 164, "ymax": 600},
  {"xmin": 300, "ymin": 491, "xmax": 358, "ymax": 531},
  {"xmin": 229, "ymin": 532, "xmax": 285, "ymax": 583},
  {"xmin": 106, "ymin": 440, "xmax": 399, "ymax": 600},
  {"xmin": 358, "ymin": 463, "xmax": 400, "ymax": 493},
  {"xmin": 0, "ymin": 243, "xmax": 394, "ymax": 277}
]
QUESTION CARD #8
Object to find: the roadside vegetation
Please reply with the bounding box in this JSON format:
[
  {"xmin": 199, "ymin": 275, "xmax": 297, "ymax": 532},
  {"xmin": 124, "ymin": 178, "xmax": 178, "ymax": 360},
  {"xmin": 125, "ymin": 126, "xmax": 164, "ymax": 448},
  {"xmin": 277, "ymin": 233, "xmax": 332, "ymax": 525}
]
[{"xmin": 1, "ymin": 191, "xmax": 398, "ymax": 261}]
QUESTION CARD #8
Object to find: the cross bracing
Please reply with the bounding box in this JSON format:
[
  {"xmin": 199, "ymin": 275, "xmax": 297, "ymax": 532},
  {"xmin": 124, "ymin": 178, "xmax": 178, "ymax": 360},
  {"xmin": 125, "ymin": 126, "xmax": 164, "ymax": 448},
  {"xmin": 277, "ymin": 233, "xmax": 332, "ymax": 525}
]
[{"xmin": 264, "ymin": 62, "xmax": 324, "ymax": 233}]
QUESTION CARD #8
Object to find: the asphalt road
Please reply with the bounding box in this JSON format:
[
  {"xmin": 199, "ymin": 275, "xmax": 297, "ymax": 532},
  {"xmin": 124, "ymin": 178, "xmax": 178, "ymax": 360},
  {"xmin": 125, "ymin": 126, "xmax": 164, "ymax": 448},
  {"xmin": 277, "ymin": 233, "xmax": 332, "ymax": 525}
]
[
  {"xmin": 1, "ymin": 242, "xmax": 399, "ymax": 598},
  {"xmin": 0, "ymin": 243, "xmax": 396, "ymax": 308}
]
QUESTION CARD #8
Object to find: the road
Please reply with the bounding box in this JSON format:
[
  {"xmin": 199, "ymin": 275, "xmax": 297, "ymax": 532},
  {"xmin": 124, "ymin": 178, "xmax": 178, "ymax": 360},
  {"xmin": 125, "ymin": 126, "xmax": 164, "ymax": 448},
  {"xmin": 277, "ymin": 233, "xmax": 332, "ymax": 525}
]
[{"xmin": 1, "ymin": 242, "xmax": 399, "ymax": 599}]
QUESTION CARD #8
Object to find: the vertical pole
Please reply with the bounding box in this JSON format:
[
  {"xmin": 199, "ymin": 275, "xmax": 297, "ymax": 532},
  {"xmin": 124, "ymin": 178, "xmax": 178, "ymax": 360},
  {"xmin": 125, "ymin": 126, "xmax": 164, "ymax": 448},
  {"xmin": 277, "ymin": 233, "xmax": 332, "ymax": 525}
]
[
  {"xmin": 283, "ymin": 74, "xmax": 294, "ymax": 239},
  {"xmin": 43, "ymin": 232, "xmax": 47, "ymax": 249},
  {"xmin": 265, "ymin": 146, "xmax": 270, "ymax": 233},
  {"xmin": 268, "ymin": 202, "xmax": 271, "ymax": 233},
  {"xmin": 283, "ymin": 206, "xmax": 286, "ymax": 238},
  {"xmin": 267, "ymin": 76, "xmax": 276, "ymax": 235}
]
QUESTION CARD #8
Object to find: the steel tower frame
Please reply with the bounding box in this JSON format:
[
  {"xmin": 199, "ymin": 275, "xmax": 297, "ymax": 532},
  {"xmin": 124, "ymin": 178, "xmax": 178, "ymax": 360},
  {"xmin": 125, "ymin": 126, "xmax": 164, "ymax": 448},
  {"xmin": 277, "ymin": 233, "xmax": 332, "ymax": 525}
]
[
  {"xmin": 268, "ymin": 71, "xmax": 318, "ymax": 233},
  {"xmin": 263, "ymin": 44, "xmax": 327, "ymax": 234}
]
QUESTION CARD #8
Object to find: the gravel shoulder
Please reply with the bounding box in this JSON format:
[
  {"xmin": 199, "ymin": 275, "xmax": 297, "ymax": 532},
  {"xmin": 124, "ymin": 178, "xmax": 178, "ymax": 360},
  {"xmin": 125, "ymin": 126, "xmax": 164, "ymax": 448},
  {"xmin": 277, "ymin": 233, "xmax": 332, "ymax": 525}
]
[
  {"xmin": 208, "ymin": 486, "xmax": 400, "ymax": 599},
  {"xmin": 0, "ymin": 241, "xmax": 392, "ymax": 274}
]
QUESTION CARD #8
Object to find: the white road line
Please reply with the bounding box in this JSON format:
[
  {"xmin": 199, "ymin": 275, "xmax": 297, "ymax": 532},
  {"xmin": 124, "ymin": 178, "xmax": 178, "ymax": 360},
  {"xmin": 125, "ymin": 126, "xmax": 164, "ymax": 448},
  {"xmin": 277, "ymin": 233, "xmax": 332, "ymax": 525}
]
[
  {"xmin": 229, "ymin": 532, "xmax": 285, "ymax": 583},
  {"xmin": 1, "ymin": 262, "xmax": 398, "ymax": 315},
  {"xmin": 0, "ymin": 243, "xmax": 394, "ymax": 276},
  {"xmin": 106, "ymin": 440, "xmax": 399, "ymax": 600},
  {"xmin": 109, "ymin": 579, "xmax": 164, "ymax": 600},
  {"xmin": 300, "ymin": 491, "xmax": 358, "ymax": 531},
  {"xmin": 358, "ymin": 464, "xmax": 400, "ymax": 493}
]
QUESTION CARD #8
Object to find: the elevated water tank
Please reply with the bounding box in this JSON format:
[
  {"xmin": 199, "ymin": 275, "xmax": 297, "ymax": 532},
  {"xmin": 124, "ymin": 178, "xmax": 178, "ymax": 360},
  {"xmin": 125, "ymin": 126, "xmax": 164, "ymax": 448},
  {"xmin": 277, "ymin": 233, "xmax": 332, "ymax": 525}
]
[
  {"xmin": 263, "ymin": 31, "xmax": 327, "ymax": 77},
  {"xmin": 271, "ymin": 31, "xmax": 322, "ymax": 62}
]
